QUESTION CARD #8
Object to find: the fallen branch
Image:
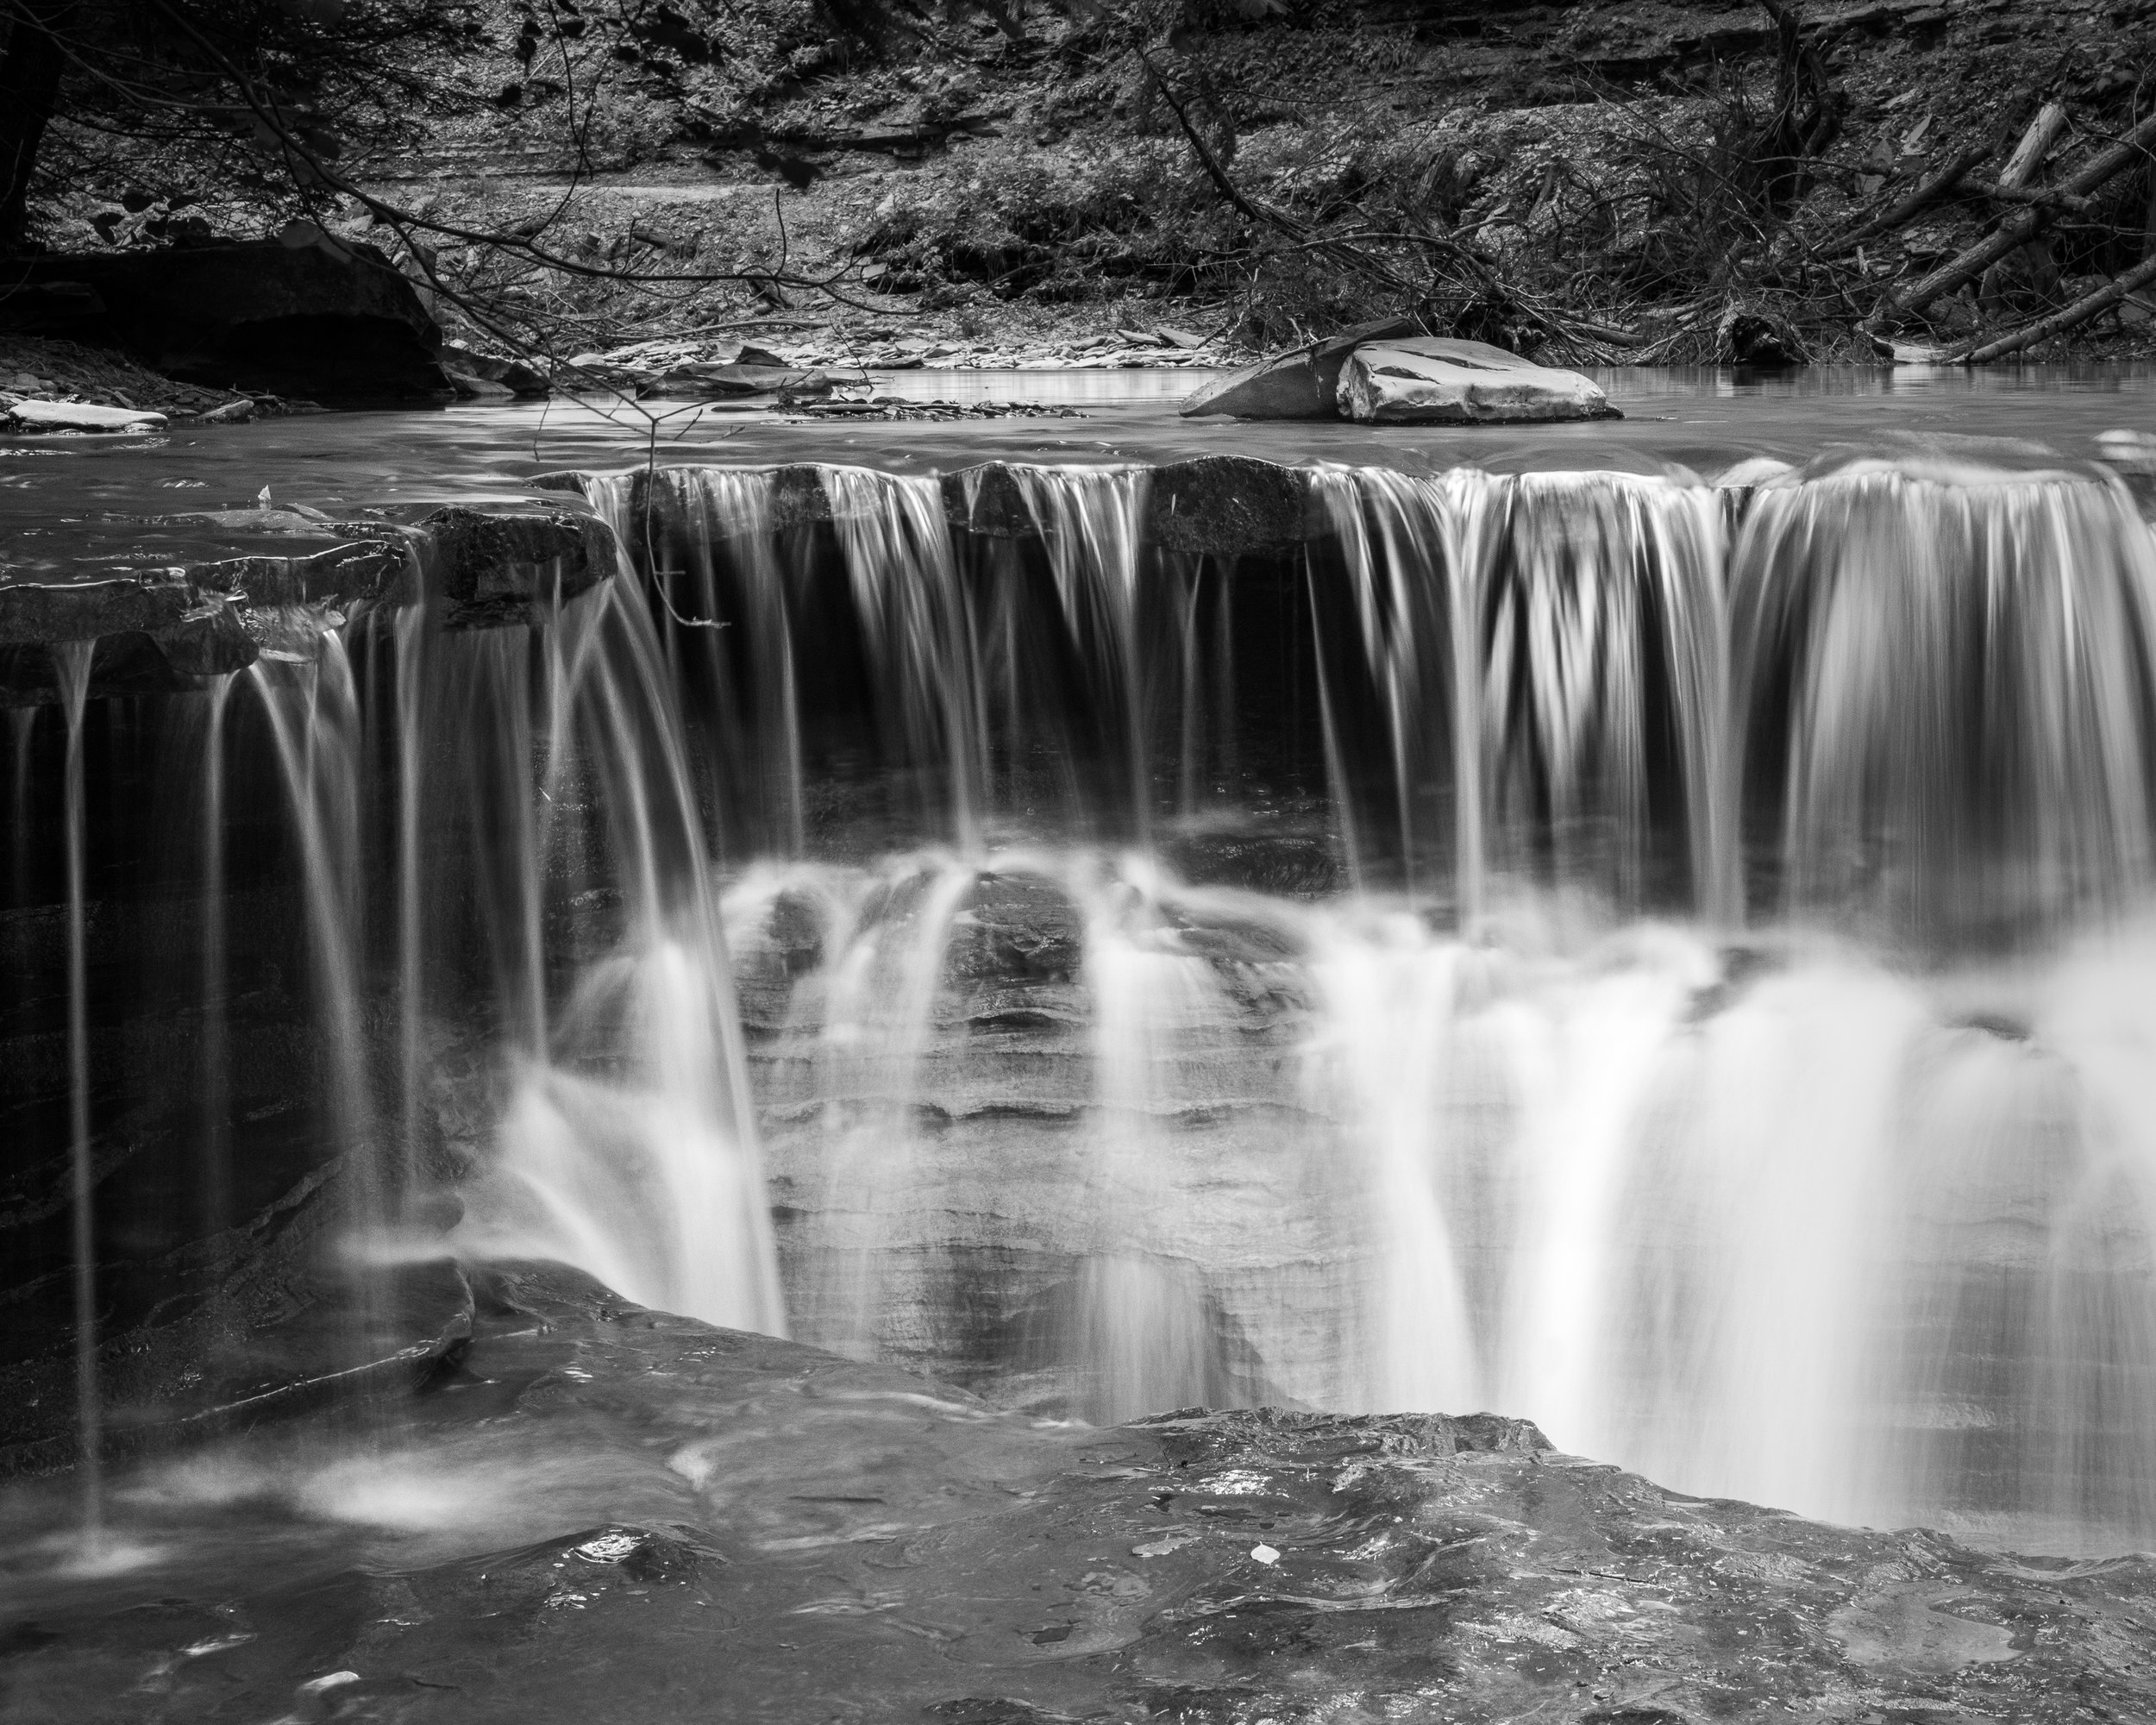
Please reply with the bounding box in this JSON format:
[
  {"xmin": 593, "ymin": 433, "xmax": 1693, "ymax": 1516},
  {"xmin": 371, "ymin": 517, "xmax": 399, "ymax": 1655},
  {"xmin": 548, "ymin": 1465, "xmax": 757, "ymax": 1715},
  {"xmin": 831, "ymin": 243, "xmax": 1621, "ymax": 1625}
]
[
  {"xmin": 1139, "ymin": 48, "xmax": 1285, "ymax": 235},
  {"xmin": 1998, "ymin": 101, "xmax": 2071, "ymax": 191},
  {"xmin": 1958, "ymin": 177, "xmax": 2093, "ymax": 214},
  {"xmin": 1818, "ymin": 141, "xmax": 1992, "ymax": 258},
  {"xmin": 1954, "ymin": 252, "xmax": 2156, "ymax": 361},
  {"xmin": 1866, "ymin": 109, "xmax": 2156, "ymax": 327}
]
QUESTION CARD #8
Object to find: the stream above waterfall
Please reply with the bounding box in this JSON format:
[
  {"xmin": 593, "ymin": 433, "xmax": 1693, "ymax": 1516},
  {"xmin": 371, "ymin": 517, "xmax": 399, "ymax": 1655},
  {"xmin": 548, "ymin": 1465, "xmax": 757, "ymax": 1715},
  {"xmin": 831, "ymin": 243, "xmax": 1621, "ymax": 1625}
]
[
  {"xmin": 4, "ymin": 363, "xmax": 2154, "ymax": 582},
  {"xmin": 7, "ymin": 364, "xmax": 2156, "ymax": 1583}
]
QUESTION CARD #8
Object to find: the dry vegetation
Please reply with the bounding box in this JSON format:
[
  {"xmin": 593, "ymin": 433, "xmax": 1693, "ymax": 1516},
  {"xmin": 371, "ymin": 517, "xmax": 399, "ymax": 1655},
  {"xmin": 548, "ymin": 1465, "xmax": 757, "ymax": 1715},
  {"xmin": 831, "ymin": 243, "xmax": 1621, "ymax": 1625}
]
[{"xmin": 16, "ymin": 0, "xmax": 2156, "ymax": 366}]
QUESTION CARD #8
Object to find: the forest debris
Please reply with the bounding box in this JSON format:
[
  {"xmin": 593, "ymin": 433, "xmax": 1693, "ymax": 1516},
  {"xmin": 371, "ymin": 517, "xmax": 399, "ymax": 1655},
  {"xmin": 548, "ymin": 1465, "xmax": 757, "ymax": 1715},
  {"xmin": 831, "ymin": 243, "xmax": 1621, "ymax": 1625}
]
[
  {"xmin": 1975, "ymin": 100, "xmax": 2071, "ymax": 307},
  {"xmin": 1867, "ymin": 110, "xmax": 2156, "ymax": 328},
  {"xmin": 1819, "ymin": 141, "xmax": 1991, "ymax": 257},
  {"xmin": 1956, "ymin": 253, "xmax": 2156, "ymax": 362}
]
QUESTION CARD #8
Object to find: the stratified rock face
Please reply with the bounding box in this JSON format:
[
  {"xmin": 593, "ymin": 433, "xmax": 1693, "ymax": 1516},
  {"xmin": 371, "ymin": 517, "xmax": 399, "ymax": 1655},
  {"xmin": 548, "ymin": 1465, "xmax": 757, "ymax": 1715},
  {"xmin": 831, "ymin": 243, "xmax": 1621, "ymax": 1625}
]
[
  {"xmin": 1180, "ymin": 317, "xmax": 1422, "ymax": 419},
  {"xmin": 3, "ymin": 1262, "xmax": 2153, "ymax": 1724},
  {"xmin": 0, "ymin": 508, "xmax": 616, "ymax": 700},
  {"xmin": 14, "ymin": 237, "xmax": 451, "ymax": 405},
  {"xmin": 1338, "ymin": 337, "xmax": 1619, "ymax": 423}
]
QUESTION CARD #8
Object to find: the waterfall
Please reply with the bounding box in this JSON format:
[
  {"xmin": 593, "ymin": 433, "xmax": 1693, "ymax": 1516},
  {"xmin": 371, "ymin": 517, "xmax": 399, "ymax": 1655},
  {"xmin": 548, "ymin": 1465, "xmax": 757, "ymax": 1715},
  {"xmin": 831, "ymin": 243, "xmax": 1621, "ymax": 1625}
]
[
  {"xmin": 20, "ymin": 441, "xmax": 2156, "ymax": 1557},
  {"xmin": 823, "ymin": 467, "xmax": 987, "ymax": 849}
]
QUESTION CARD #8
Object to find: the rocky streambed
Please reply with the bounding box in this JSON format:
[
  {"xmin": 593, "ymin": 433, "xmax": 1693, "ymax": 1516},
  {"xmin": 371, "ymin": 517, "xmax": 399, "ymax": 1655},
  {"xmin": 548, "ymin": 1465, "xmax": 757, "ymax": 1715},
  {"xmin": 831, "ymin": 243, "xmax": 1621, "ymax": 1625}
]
[{"xmin": 3, "ymin": 1260, "xmax": 2153, "ymax": 1725}]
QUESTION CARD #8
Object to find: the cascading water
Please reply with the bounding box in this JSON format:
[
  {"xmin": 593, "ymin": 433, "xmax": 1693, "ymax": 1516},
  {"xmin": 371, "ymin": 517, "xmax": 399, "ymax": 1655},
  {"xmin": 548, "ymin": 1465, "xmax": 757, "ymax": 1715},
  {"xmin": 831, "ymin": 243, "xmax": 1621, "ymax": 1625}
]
[
  {"xmin": 1734, "ymin": 455, "xmax": 2156, "ymax": 939},
  {"xmin": 17, "ymin": 438, "xmax": 2156, "ymax": 1561},
  {"xmin": 535, "ymin": 448, "xmax": 2156, "ymax": 1552},
  {"xmin": 424, "ymin": 580, "xmax": 785, "ymax": 1337}
]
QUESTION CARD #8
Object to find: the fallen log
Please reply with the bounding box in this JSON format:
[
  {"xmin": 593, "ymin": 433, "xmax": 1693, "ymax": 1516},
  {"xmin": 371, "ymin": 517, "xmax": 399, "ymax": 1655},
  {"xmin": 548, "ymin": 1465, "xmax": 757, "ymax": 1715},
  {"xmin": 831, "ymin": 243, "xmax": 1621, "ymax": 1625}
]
[
  {"xmin": 1865, "ymin": 110, "xmax": 2156, "ymax": 327},
  {"xmin": 1997, "ymin": 101, "xmax": 2070, "ymax": 190},
  {"xmin": 1955, "ymin": 252, "xmax": 2156, "ymax": 362}
]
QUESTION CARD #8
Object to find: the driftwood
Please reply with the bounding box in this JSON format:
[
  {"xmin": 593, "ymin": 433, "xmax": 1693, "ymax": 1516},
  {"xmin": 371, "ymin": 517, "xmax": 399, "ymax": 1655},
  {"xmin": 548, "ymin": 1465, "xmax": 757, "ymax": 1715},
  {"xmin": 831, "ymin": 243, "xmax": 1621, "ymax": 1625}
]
[
  {"xmin": 1866, "ymin": 110, "xmax": 2156, "ymax": 328},
  {"xmin": 1957, "ymin": 252, "xmax": 2156, "ymax": 361}
]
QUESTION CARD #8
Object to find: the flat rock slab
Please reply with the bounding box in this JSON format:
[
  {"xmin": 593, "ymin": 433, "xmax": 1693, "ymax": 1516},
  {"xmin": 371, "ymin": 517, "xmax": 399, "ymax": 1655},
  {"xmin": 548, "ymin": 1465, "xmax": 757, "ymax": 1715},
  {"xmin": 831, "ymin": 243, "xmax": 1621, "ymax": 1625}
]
[
  {"xmin": 3, "ymin": 1260, "xmax": 2153, "ymax": 1724},
  {"xmin": 1338, "ymin": 337, "xmax": 1618, "ymax": 424},
  {"xmin": 3, "ymin": 398, "xmax": 167, "ymax": 433}
]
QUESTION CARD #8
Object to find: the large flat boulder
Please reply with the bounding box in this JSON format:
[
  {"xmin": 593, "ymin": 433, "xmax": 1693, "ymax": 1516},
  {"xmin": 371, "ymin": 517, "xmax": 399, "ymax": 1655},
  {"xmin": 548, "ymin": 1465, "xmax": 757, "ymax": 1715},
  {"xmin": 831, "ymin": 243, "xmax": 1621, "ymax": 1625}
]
[
  {"xmin": 1180, "ymin": 315, "xmax": 1421, "ymax": 419},
  {"xmin": 1338, "ymin": 336, "xmax": 1617, "ymax": 423},
  {"xmin": 3, "ymin": 398, "xmax": 166, "ymax": 433},
  {"xmin": 13, "ymin": 235, "xmax": 454, "ymax": 405}
]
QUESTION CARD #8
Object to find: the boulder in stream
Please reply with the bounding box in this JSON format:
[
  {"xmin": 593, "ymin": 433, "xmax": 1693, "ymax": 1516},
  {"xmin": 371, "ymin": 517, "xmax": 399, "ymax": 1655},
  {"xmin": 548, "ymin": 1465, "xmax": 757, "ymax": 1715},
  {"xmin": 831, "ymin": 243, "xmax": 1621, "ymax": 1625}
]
[
  {"xmin": 2, "ymin": 398, "xmax": 167, "ymax": 433},
  {"xmin": 9, "ymin": 236, "xmax": 454, "ymax": 405},
  {"xmin": 1179, "ymin": 316, "xmax": 1422, "ymax": 419},
  {"xmin": 1337, "ymin": 336, "xmax": 1617, "ymax": 423}
]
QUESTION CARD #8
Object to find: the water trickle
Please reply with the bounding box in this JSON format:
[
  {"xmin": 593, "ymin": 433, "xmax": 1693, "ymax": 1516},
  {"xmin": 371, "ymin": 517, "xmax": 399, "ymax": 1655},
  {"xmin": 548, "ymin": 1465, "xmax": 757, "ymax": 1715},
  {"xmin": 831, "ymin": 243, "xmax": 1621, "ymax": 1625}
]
[
  {"xmin": 198, "ymin": 674, "xmax": 235, "ymax": 1248},
  {"xmin": 8, "ymin": 706, "xmax": 33, "ymax": 912},
  {"xmin": 824, "ymin": 467, "xmax": 987, "ymax": 850},
  {"xmin": 1005, "ymin": 467, "xmax": 1153, "ymax": 839},
  {"xmin": 53, "ymin": 641, "xmax": 100, "ymax": 1544},
  {"xmin": 249, "ymin": 637, "xmax": 379, "ymax": 1225}
]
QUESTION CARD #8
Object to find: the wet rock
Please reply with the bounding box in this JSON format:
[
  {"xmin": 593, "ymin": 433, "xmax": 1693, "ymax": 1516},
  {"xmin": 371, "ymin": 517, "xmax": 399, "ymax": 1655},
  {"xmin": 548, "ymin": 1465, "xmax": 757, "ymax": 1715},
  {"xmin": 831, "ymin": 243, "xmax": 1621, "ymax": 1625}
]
[
  {"xmin": 946, "ymin": 874, "xmax": 1086, "ymax": 983},
  {"xmin": 945, "ymin": 463, "xmax": 1035, "ymax": 537},
  {"xmin": 411, "ymin": 507, "xmax": 618, "ymax": 628},
  {"xmin": 445, "ymin": 368, "xmax": 516, "ymax": 401},
  {"xmin": 191, "ymin": 540, "xmax": 408, "ymax": 609},
  {"xmin": 640, "ymin": 362, "xmax": 827, "ymax": 398},
  {"xmin": 534, "ymin": 465, "xmax": 834, "ymax": 544},
  {"xmin": 10, "ymin": 238, "xmax": 454, "ymax": 405},
  {"xmin": 7, "ymin": 1269, "xmax": 2155, "ymax": 1722},
  {"xmin": 1146, "ymin": 456, "xmax": 1315, "ymax": 556},
  {"xmin": 441, "ymin": 343, "xmax": 550, "ymax": 397},
  {"xmin": 0, "ymin": 580, "xmax": 260, "ymax": 698},
  {"xmin": 151, "ymin": 596, "xmax": 256, "ymax": 677},
  {"xmin": 1337, "ymin": 337, "xmax": 1617, "ymax": 424},
  {"xmin": 1180, "ymin": 316, "xmax": 1421, "ymax": 419},
  {"xmin": 0, "ymin": 574, "xmax": 194, "ymax": 644}
]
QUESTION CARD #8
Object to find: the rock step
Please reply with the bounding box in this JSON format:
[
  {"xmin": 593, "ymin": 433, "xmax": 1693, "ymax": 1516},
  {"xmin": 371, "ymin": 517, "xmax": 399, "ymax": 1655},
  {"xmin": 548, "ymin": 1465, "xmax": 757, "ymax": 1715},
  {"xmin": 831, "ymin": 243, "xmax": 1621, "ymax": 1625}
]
[
  {"xmin": 535, "ymin": 455, "xmax": 1326, "ymax": 559},
  {"xmin": 0, "ymin": 506, "xmax": 616, "ymax": 704}
]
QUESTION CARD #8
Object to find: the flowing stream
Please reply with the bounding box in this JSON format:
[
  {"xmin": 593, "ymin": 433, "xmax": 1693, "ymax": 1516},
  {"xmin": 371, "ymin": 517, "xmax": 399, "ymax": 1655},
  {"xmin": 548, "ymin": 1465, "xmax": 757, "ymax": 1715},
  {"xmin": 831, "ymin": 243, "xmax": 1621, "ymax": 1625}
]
[{"xmin": 10, "ymin": 400, "xmax": 2156, "ymax": 1559}]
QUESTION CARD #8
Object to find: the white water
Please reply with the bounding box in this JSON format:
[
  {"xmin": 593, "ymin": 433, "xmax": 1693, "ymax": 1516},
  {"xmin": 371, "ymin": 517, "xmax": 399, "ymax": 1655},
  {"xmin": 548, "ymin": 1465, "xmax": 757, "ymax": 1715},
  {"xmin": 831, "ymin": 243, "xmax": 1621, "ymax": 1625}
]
[
  {"xmin": 579, "ymin": 448, "xmax": 2156, "ymax": 1550},
  {"xmin": 30, "ymin": 442, "xmax": 2156, "ymax": 1557}
]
